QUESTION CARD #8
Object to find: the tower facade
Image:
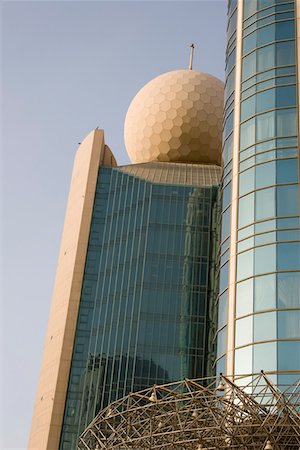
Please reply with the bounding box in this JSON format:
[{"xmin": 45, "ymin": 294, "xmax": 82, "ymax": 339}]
[
  {"xmin": 216, "ymin": 0, "xmax": 300, "ymax": 381},
  {"xmin": 29, "ymin": 69, "xmax": 224, "ymax": 450}
]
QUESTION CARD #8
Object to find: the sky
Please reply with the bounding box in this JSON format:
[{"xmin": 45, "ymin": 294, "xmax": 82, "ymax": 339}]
[{"xmin": 1, "ymin": 1, "xmax": 227, "ymax": 448}]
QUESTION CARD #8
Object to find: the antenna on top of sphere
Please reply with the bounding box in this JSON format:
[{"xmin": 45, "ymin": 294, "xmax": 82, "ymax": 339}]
[{"xmin": 189, "ymin": 43, "xmax": 195, "ymax": 70}]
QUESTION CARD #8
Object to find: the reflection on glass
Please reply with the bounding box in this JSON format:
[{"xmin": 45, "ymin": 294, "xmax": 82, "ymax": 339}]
[
  {"xmin": 218, "ymin": 291, "xmax": 228, "ymax": 329},
  {"xmin": 278, "ymin": 310, "xmax": 300, "ymax": 339},
  {"xmin": 239, "ymin": 167, "xmax": 255, "ymax": 195},
  {"xmin": 236, "ymin": 316, "xmax": 253, "ymax": 347},
  {"xmin": 236, "ymin": 278, "xmax": 253, "ymax": 317},
  {"xmin": 277, "ymin": 184, "xmax": 299, "ymax": 216},
  {"xmin": 255, "ymin": 244, "xmax": 276, "ymax": 274},
  {"xmin": 238, "ymin": 193, "xmax": 254, "ymax": 228},
  {"xmin": 254, "ymin": 274, "xmax": 276, "ymax": 311},
  {"xmin": 277, "ymin": 272, "xmax": 300, "ymax": 308},
  {"xmin": 254, "ymin": 311, "xmax": 276, "ymax": 341},
  {"xmin": 235, "ymin": 345, "xmax": 252, "ymax": 375},
  {"xmin": 237, "ymin": 249, "xmax": 254, "ymax": 281},
  {"xmin": 255, "ymin": 187, "xmax": 275, "ymax": 221},
  {"xmin": 217, "ymin": 326, "xmax": 227, "ymax": 357},
  {"xmin": 278, "ymin": 341, "xmax": 300, "ymax": 371},
  {"xmin": 253, "ymin": 342, "xmax": 277, "ymax": 373},
  {"xmin": 277, "ymin": 242, "xmax": 300, "ymax": 270}
]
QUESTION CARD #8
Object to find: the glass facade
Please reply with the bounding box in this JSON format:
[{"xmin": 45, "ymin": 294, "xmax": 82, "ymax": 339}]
[
  {"xmin": 217, "ymin": 0, "xmax": 300, "ymax": 379},
  {"xmin": 59, "ymin": 163, "xmax": 220, "ymax": 449}
]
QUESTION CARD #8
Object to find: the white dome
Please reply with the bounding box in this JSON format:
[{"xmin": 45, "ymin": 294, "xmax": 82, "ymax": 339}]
[{"xmin": 124, "ymin": 70, "xmax": 224, "ymax": 165}]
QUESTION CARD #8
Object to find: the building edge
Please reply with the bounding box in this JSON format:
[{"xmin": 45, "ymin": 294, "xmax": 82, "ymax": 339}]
[{"xmin": 28, "ymin": 129, "xmax": 117, "ymax": 450}]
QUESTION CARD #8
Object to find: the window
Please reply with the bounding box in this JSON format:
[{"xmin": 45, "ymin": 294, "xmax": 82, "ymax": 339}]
[
  {"xmin": 278, "ymin": 341, "xmax": 300, "ymax": 371},
  {"xmin": 277, "ymin": 184, "xmax": 299, "ymax": 216},
  {"xmin": 254, "ymin": 244, "xmax": 276, "ymax": 274},
  {"xmin": 235, "ymin": 345, "xmax": 252, "ymax": 374},
  {"xmin": 254, "ymin": 311, "xmax": 276, "ymax": 341},
  {"xmin": 236, "ymin": 278, "xmax": 253, "ymax": 317},
  {"xmin": 276, "ymin": 159, "xmax": 298, "ymax": 184},
  {"xmin": 277, "ymin": 272, "xmax": 300, "ymax": 308},
  {"xmin": 278, "ymin": 310, "xmax": 300, "ymax": 339},
  {"xmin": 276, "ymin": 108, "xmax": 297, "ymax": 137},
  {"xmin": 236, "ymin": 316, "xmax": 253, "ymax": 347},
  {"xmin": 239, "ymin": 192, "xmax": 254, "ymax": 228},
  {"xmin": 237, "ymin": 249, "xmax": 254, "ymax": 281},
  {"xmin": 256, "ymin": 161, "xmax": 275, "ymax": 189},
  {"xmin": 239, "ymin": 167, "xmax": 255, "ymax": 195},
  {"xmin": 240, "ymin": 117, "xmax": 255, "ymax": 149},
  {"xmin": 277, "ymin": 242, "xmax": 300, "ymax": 270},
  {"xmin": 254, "ymin": 274, "xmax": 276, "ymax": 311},
  {"xmin": 253, "ymin": 342, "xmax": 277, "ymax": 372},
  {"xmin": 255, "ymin": 187, "xmax": 275, "ymax": 221}
]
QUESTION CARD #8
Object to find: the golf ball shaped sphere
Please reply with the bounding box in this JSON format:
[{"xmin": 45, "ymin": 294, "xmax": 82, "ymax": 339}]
[{"xmin": 124, "ymin": 70, "xmax": 224, "ymax": 165}]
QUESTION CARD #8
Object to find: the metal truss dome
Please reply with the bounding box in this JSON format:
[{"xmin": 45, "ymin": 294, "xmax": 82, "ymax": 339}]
[{"xmin": 78, "ymin": 371, "xmax": 300, "ymax": 450}]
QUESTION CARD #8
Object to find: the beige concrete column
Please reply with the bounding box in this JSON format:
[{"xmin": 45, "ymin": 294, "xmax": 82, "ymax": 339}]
[
  {"xmin": 28, "ymin": 129, "xmax": 116, "ymax": 450},
  {"xmin": 226, "ymin": 0, "xmax": 243, "ymax": 378}
]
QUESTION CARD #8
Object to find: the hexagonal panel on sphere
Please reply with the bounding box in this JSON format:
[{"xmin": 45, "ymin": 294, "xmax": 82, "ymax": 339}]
[{"xmin": 124, "ymin": 70, "xmax": 224, "ymax": 165}]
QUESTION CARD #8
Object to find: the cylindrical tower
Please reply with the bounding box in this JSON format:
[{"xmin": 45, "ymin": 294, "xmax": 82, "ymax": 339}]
[{"xmin": 216, "ymin": 0, "xmax": 300, "ymax": 384}]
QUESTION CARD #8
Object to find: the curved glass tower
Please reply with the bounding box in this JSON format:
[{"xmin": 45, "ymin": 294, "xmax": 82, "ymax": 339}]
[{"xmin": 217, "ymin": 0, "xmax": 300, "ymax": 381}]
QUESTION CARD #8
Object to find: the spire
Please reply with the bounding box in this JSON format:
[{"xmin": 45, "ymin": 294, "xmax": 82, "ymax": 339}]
[{"xmin": 189, "ymin": 43, "xmax": 195, "ymax": 70}]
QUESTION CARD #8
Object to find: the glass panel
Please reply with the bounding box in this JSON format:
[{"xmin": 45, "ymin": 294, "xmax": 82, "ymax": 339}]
[
  {"xmin": 236, "ymin": 278, "xmax": 253, "ymax": 317},
  {"xmin": 253, "ymin": 342, "xmax": 277, "ymax": 373},
  {"xmin": 277, "ymin": 272, "xmax": 300, "ymax": 308},
  {"xmin": 255, "ymin": 231, "xmax": 276, "ymax": 245},
  {"xmin": 278, "ymin": 341, "xmax": 300, "ymax": 371},
  {"xmin": 276, "ymin": 40, "xmax": 295, "ymax": 66},
  {"xmin": 276, "ymin": 85, "xmax": 296, "ymax": 108},
  {"xmin": 236, "ymin": 316, "xmax": 253, "ymax": 347},
  {"xmin": 238, "ymin": 235, "xmax": 254, "ymax": 252},
  {"xmin": 254, "ymin": 311, "xmax": 276, "ymax": 341},
  {"xmin": 277, "ymin": 184, "xmax": 299, "ymax": 216},
  {"xmin": 237, "ymin": 249, "xmax": 254, "ymax": 281},
  {"xmin": 216, "ymin": 355, "xmax": 226, "ymax": 375},
  {"xmin": 235, "ymin": 345, "xmax": 252, "ymax": 375},
  {"xmin": 242, "ymin": 51, "xmax": 256, "ymax": 80},
  {"xmin": 223, "ymin": 182, "xmax": 232, "ymax": 210},
  {"xmin": 218, "ymin": 291, "xmax": 228, "ymax": 329},
  {"xmin": 254, "ymin": 273, "xmax": 276, "ymax": 311},
  {"xmin": 258, "ymin": 23, "xmax": 275, "ymax": 47},
  {"xmin": 254, "ymin": 244, "xmax": 276, "ymax": 274},
  {"xmin": 256, "ymin": 88, "xmax": 275, "ymax": 114},
  {"xmin": 277, "ymin": 242, "xmax": 300, "ymax": 270},
  {"xmin": 278, "ymin": 310, "xmax": 300, "ymax": 339},
  {"xmin": 255, "ymin": 187, "xmax": 275, "ymax": 220},
  {"xmin": 239, "ymin": 167, "xmax": 255, "ymax": 195},
  {"xmin": 223, "ymin": 134, "xmax": 233, "ymax": 166},
  {"xmin": 258, "ymin": 43, "xmax": 275, "ymax": 72},
  {"xmin": 217, "ymin": 326, "xmax": 227, "ymax": 356},
  {"xmin": 276, "ymin": 158, "xmax": 298, "ymax": 184},
  {"xmin": 256, "ymin": 110, "xmax": 275, "ymax": 141},
  {"xmin": 276, "ymin": 19, "xmax": 295, "ymax": 40},
  {"xmin": 239, "ymin": 193, "xmax": 254, "ymax": 228},
  {"xmin": 220, "ymin": 262, "xmax": 229, "ymax": 293},
  {"xmin": 256, "ymin": 161, "xmax": 275, "ymax": 189},
  {"xmin": 276, "ymin": 108, "xmax": 297, "ymax": 137},
  {"xmin": 241, "ymin": 94, "xmax": 255, "ymax": 121},
  {"xmin": 240, "ymin": 117, "xmax": 255, "ymax": 149},
  {"xmin": 221, "ymin": 207, "xmax": 231, "ymax": 242}
]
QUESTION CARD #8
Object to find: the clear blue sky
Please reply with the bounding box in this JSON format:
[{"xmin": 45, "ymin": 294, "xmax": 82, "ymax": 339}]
[{"xmin": 1, "ymin": 1, "xmax": 226, "ymax": 448}]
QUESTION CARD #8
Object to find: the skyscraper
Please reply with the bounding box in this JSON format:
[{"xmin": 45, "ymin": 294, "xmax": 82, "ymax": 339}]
[
  {"xmin": 28, "ymin": 70, "xmax": 224, "ymax": 450},
  {"xmin": 216, "ymin": 0, "xmax": 300, "ymax": 381}
]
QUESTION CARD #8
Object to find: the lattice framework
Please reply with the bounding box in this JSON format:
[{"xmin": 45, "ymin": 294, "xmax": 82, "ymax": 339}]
[{"xmin": 78, "ymin": 372, "xmax": 300, "ymax": 450}]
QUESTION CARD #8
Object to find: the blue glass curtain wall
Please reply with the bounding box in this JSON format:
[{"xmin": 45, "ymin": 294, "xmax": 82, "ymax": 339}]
[{"xmin": 59, "ymin": 166, "xmax": 219, "ymax": 449}]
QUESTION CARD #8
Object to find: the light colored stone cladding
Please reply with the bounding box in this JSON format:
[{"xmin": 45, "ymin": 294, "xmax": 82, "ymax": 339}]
[{"xmin": 28, "ymin": 129, "xmax": 116, "ymax": 450}]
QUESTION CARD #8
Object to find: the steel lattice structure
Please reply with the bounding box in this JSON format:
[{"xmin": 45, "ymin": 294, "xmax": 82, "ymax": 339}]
[{"xmin": 78, "ymin": 372, "xmax": 300, "ymax": 450}]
